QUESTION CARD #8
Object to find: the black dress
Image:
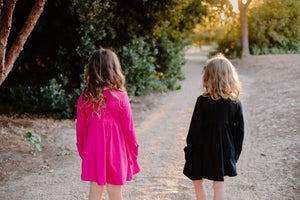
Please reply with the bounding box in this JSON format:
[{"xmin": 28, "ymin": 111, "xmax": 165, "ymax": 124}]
[{"xmin": 183, "ymin": 95, "xmax": 244, "ymax": 181}]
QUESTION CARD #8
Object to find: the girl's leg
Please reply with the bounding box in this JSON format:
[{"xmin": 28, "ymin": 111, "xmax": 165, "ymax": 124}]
[
  {"xmin": 106, "ymin": 184, "xmax": 122, "ymax": 200},
  {"xmin": 89, "ymin": 182, "xmax": 105, "ymax": 200},
  {"xmin": 213, "ymin": 180, "xmax": 225, "ymax": 200},
  {"xmin": 192, "ymin": 179, "xmax": 207, "ymax": 200}
]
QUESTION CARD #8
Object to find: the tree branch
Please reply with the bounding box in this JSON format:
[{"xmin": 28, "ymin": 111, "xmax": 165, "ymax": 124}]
[
  {"xmin": 1, "ymin": 0, "xmax": 47, "ymax": 85},
  {"xmin": 0, "ymin": 0, "xmax": 17, "ymax": 84},
  {"xmin": 238, "ymin": 0, "xmax": 252, "ymax": 9},
  {"xmin": 238, "ymin": 0, "xmax": 244, "ymax": 9},
  {"xmin": 245, "ymin": 0, "xmax": 252, "ymax": 8}
]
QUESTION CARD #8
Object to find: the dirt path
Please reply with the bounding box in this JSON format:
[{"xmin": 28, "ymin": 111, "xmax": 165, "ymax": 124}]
[{"xmin": 0, "ymin": 49, "xmax": 299, "ymax": 200}]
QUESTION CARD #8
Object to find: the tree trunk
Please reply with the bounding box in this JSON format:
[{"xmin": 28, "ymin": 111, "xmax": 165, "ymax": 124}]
[
  {"xmin": 0, "ymin": 0, "xmax": 4, "ymax": 16},
  {"xmin": 0, "ymin": 0, "xmax": 47, "ymax": 86},
  {"xmin": 0, "ymin": 0, "xmax": 17, "ymax": 85},
  {"xmin": 238, "ymin": 0, "xmax": 251, "ymax": 58}
]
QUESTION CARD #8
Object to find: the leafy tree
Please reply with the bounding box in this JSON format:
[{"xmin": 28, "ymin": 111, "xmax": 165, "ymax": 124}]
[
  {"xmin": 249, "ymin": 0, "xmax": 300, "ymax": 54},
  {"xmin": 0, "ymin": 0, "xmax": 210, "ymax": 117},
  {"xmin": 193, "ymin": 0, "xmax": 299, "ymax": 58},
  {"xmin": 192, "ymin": 1, "xmax": 235, "ymax": 45}
]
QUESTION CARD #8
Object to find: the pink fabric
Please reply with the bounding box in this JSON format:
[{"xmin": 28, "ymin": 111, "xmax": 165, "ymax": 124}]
[{"xmin": 76, "ymin": 89, "xmax": 140, "ymax": 185}]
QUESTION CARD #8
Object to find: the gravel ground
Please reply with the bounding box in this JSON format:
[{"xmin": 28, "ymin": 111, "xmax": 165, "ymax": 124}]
[{"xmin": 0, "ymin": 48, "xmax": 299, "ymax": 200}]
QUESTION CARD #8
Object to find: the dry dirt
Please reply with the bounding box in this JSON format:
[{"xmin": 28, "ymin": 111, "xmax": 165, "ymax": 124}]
[{"xmin": 0, "ymin": 48, "xmax": 299, "ymax": 200}]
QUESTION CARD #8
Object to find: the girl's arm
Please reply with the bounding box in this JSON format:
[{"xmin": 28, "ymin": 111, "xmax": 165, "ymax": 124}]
[
  {"xmin": 234, "ymin": 101, "xmax": 244, "ymax": 162},
  {"xmin": 76, "ymin": 94, "xmax": 87, "ymax": 159},
  {"xmin": 120, "ymin": 93, "xmax": 139, "ymax": 150},
  {"xmin": 186, "ymin": 97, "xmax": 202, "ymax": 146},
  {"xmin": 120, "ymin": 93, "xmax": 140, "ymax": 175}
]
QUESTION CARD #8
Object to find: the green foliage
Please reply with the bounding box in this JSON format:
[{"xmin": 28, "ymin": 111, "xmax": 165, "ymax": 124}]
[
  {"xmin": 1, "ymin": 0, "xmax": 208, "ymax": 118},
  {"xmin": 249, "ymin": 0, "xmax": 300, "ymax": 55},
  {"xmin": 194, "ymin": 0, "xmax": 300, "ymax": 58},
  {"xmin": 155, "ymin": 33, "xmax": 187, "ymax": 89},
  {"xmin": 69, "ymin": 0, "xmax": 117, "ymax": 59},
  {"xmin": 251, "ymin": 45, "xmax": 300, "ymax": 55},
  {"xmin": 70, "ymin": 0, "xmax": 205, "ymax": 93},
  {"xmin": 192, "ymin": 1, "xmax": 242, "ymax": 58},
  {"xmin": 24, "ymin": 131, "xmax": 47, "ymax": 152},
  {"xmin": 192, "ymin": 1, "xmax": 235, "ymax": 45},
  {"xmin": 212, "ymin": 25, "xmax": 241, "ymax": 58},
  {"xmin": 118, "ymin": 34, "xmax": 188, "ymax": 95},
  {"xmin": 118, "ymin": 40, "xmax": 161, "ymax": 96},
  {"xmin": 39, "ymin": 77, "xmax": 82, "ymax": 118},
  {"xmin": 3, "ymin": 76, "xmax": 84, "ymax": 118}
]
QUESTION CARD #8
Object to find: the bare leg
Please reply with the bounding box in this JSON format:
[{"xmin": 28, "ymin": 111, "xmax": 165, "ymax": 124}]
[
  {"xmin": 107, "ymin": 184, "xmax": 123, "ymax": 200},
  {"xmin": 213, "ymin": 180, "xmax": 225, "ymax": 200},
  {"xmin": 192, "ymin": 179, "xmax": 207, "ymax": 200},
  {"xmin": 89, "ymin": 182, "xmax": 104, "ymax": 200}
]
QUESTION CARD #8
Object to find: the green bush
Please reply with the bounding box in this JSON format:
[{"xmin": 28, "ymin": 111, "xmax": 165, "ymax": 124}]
[
  {"xmin": 118, "ymin": 34, "xmax": 187, "ymax": 95},
  {"xmin": 8, "ymin": 85, "xmax": 40, "ymax": 112},
  {"xmin": 250, "ymin": 46, "xmax": 261, "ymax": 55},
  {"xmin": 249, "ymin": 0, "xmax": 300, "ymax": 52},
  {"xmin": 1, "ymin": 0, "xmax": 207, "ymax": 118},
  {"xmin": 155, "ymin": 33, "xmax": 187, "ymax": 90},
  {"xmin": 249, "ymin": 0, "xmax": 300, "ymax": 56},
  {"xmin": 2, "ymin": 76, "xmax": 83, "ymax": 118},
  {"xmin": 118, "ymin": 40, "xmax": 162, "ymax": 96},
  {"xmin": 213, "ymin": 35, "xmax": 241, "ymax": 59},
  {"xmin": 206, "ymin": 0, "xmax": 300, "ymax": 58},
  {"xmin": 250, "ymin": 46, "xmax": 300, "ymax": 55}
]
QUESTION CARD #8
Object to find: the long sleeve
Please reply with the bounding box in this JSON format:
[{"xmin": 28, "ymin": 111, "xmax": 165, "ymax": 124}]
[
  {"xmin": 234, "ymin": 101, "xmax": 244, "ymax": 162},
  {"xmin": 186, "ymin": 97, "xmax": 202, "ymax": 146},
  {"xmin": 76, "ymin": 94, "xmax": 87, "ymax": 159},
  {"xmin": 120, "ymin": 93, "xmax": 140, "ymax": 178}
]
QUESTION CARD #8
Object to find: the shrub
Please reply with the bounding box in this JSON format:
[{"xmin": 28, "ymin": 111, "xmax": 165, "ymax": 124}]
[
  {"xmin": 118, "ymin": 40, "xmax": 161, "ymax": 96},
  {"xmin": 206, "ymin": 0, "xmax": 300, "ymax": 58},
  {"xmin": 1, "ymin": 0, "xmax": 207, "ymax": 118},
  {"xmin": 155, "ymin": 33, "xmax": 187, "ymax": 90},
  {"xmin": 249, "ymin": 0, "xmax": 300, "ymax": 52},
  {"xmin": 213, "ymin": 35, "xmax": 241, "ymax": 59},
  {"xmin": 2, "ymin": 76, "xmax": 83, "ymax": 118}
]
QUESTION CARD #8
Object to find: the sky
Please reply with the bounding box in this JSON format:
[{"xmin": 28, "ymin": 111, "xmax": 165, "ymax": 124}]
[{"xmin": 229, "ymin": 0, "xmax": 240, "ymax": 13}]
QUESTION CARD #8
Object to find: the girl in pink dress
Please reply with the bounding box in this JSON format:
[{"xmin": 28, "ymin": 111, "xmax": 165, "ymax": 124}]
[{"xmin": 76, "ymin": 48, "xmax": 140, "ymax": 200}]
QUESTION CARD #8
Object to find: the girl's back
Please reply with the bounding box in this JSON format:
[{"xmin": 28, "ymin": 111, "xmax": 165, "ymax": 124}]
[
  {"xmin": 76, "ymin": 49, "xmax": 139, "ymax": 193},
  {"xmin": 199, "ymin": 95, "xmax": 239, "ymax": 125},
  {"xmin": 183, "ymin": 54, "xmax": 244, "ymax": 200},
  {"xmin": 77, "ymin": 89, "xmax": 139, "ymax": 186},
  {"xmin": 79, "ymin": 89, "xmax": 126, "ymax": 123},
  {"xmin": 185, "ymin": 95, "xmax": 243, "ymax": 180}
]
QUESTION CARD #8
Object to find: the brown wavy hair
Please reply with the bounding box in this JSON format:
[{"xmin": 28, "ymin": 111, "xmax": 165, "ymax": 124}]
[
  {"xmin": 202, "ymin": 54, "xmax": 241, "ymax": 101},
  {"xmin": 83, "ymin": 48, "xmax": 126, "ymax": 112}
]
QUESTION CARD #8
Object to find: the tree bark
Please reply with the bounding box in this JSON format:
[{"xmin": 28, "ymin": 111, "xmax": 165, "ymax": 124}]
[
  {"xmin": 0, "ymin": 0, "xmax": 47, "ymax": 85},
  {"xmin": 238, "ymin": 0, "xmax": 252, "ymax": 58},
  {"xmin": 0, "ymin": 0, "xmax": 17, "ymax": 85},
  {"xmin": 0, "ymin": 0, "xmax": 4, "ymax": 16}
]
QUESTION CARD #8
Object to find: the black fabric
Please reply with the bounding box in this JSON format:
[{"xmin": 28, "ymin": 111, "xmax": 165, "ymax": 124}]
[{"xmin": 183, "ymin": 95, "xmax": 244, "ymax": 181}]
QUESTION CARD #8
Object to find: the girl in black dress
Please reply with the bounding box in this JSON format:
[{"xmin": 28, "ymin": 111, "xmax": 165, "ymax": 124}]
[{"xmin": 183, "ymin": 54, "xmax": 244, "ymax": 200}]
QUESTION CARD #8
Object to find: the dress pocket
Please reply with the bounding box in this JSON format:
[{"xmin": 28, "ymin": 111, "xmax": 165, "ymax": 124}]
[
  {"xmin": 184, "ymin": 146, "xmax": 192, "ymax": 161},
  {"xmin": 184, "ymin": 146, "xmax": 202, "ymax": 161}
]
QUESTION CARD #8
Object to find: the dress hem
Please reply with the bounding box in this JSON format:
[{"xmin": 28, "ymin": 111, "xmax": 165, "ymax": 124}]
[
  {"xmin": 81, "ymin": 177, "xmax": 128, "ymax": 186},
  {"xmin": 183, "ymin": 172, "xmax": 237, "ymax": 182}
]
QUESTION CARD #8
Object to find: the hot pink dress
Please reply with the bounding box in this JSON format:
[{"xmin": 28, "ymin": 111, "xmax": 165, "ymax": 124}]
[{"xmin": 76, "ymin": 89, "xmax": 140, "ymax": 185}]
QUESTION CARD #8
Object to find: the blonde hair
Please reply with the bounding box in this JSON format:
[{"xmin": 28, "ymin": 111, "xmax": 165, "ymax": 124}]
[
  {"xmin": 202, "ymin": 54, "xmax": 241, "ymax": 101},
  {"xmin": 83, "ymin": 48, "xmax": 126, "ymax": 112}
]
